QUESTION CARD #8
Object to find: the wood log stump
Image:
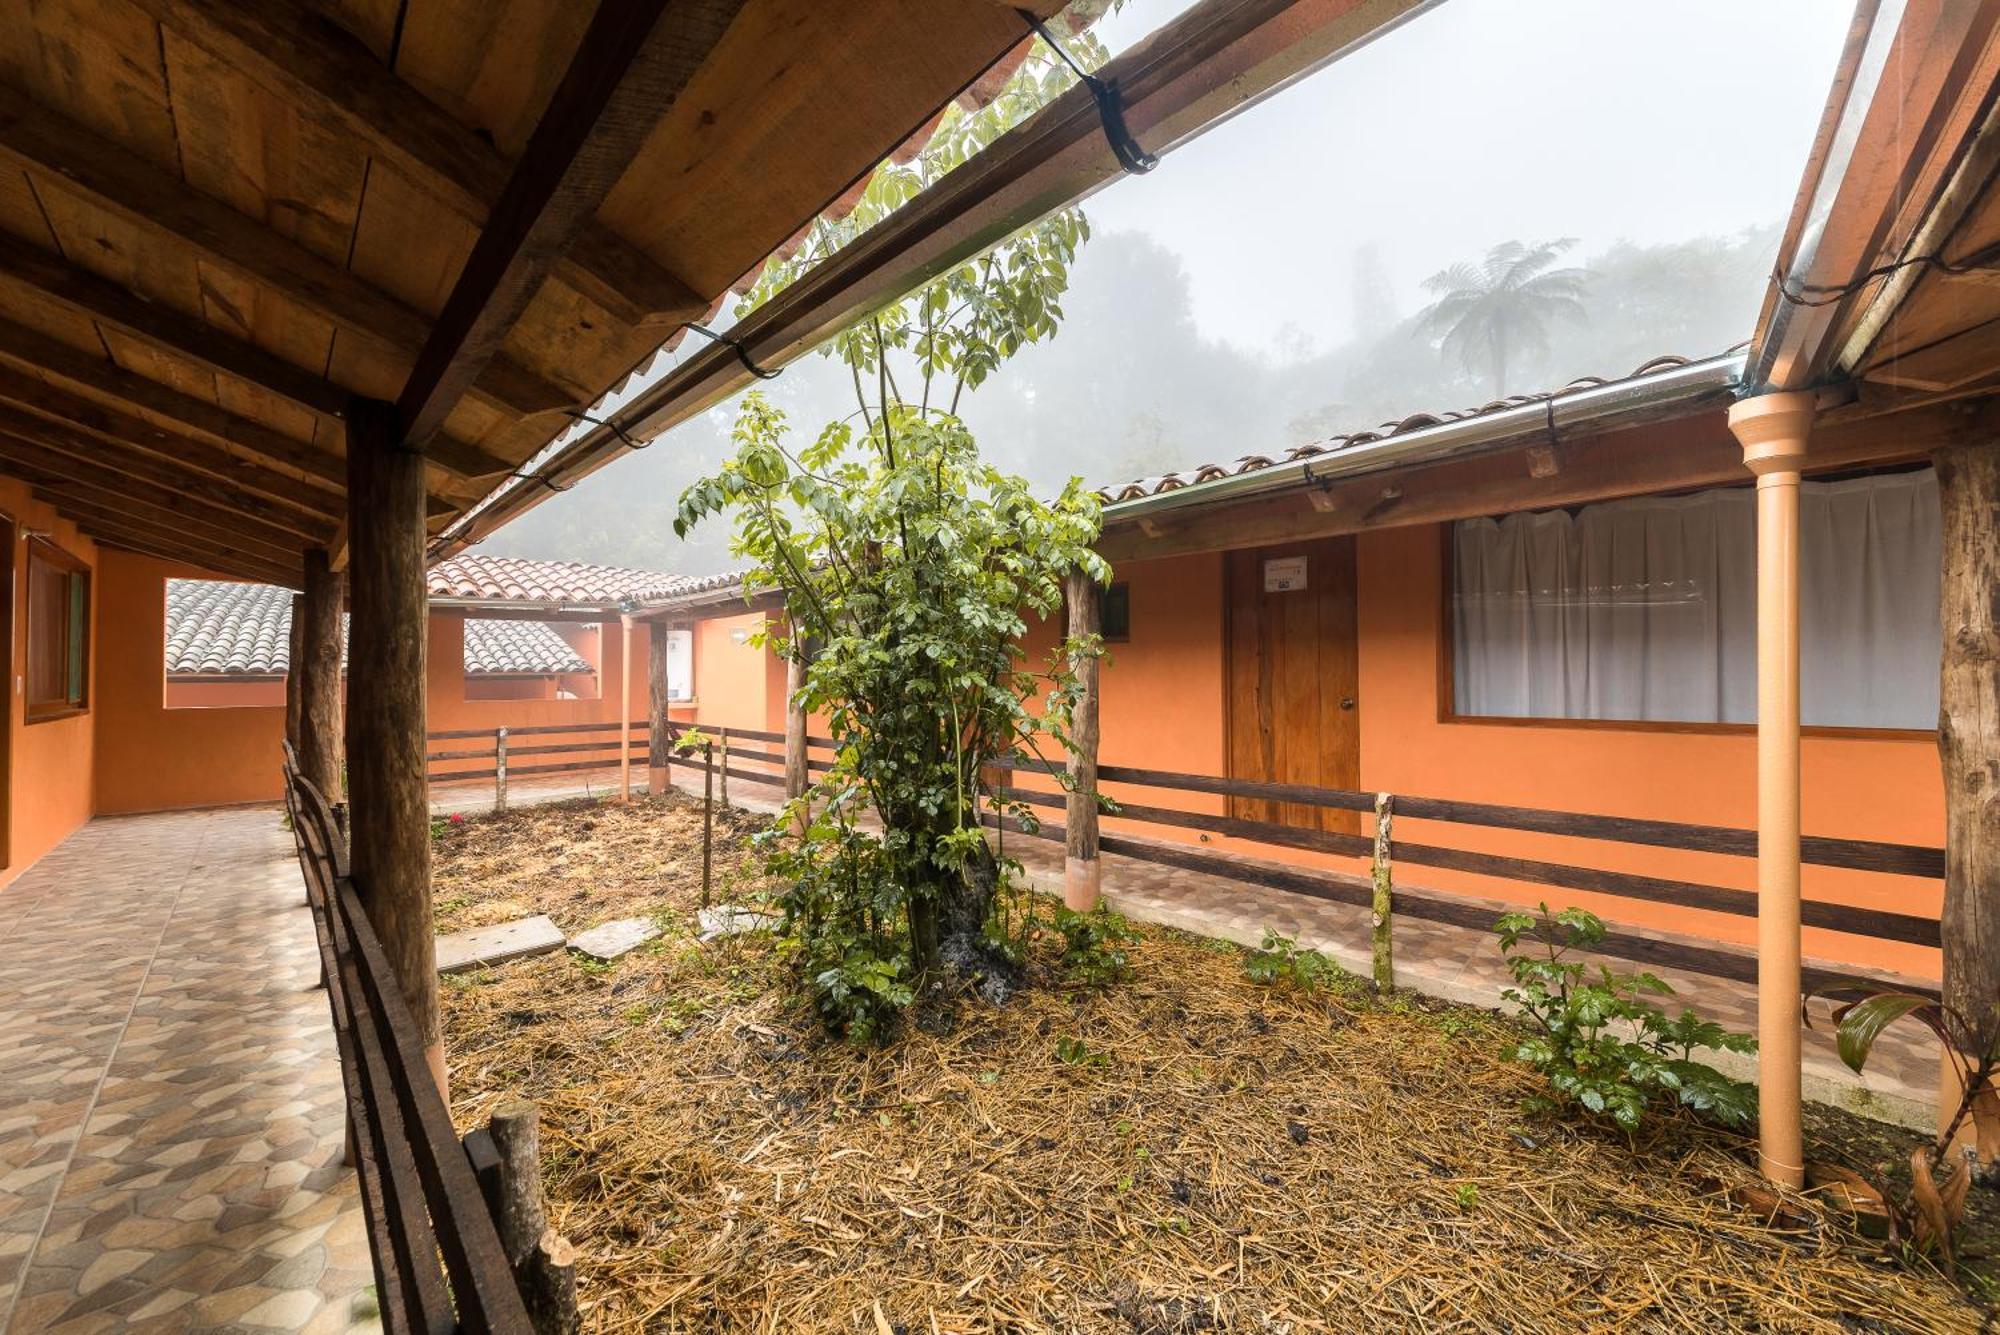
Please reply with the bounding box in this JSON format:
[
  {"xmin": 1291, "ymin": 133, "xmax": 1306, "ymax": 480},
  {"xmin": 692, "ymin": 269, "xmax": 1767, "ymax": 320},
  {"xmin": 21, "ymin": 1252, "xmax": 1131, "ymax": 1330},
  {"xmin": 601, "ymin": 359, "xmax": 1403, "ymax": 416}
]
[{"xmin": 486, "ymin": 1097, "xmax": 580, "ymax": 1335}]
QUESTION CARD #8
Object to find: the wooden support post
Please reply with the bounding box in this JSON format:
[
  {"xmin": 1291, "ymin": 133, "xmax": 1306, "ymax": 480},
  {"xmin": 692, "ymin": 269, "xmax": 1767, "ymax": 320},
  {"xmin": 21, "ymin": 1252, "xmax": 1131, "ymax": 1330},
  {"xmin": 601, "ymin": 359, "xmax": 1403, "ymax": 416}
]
[
  {"xmin": 1937, "ymin": 439, "xmax": 2000, "ymax": 1162},
  {"xmin": 784, "ymin": 634, "xmax": 809, "ymax": 833},
  {"xmin": 618, "ymin": 613, "xmax": 634, "ymax": 803},
  {"xmin": 343, "ymin": 395, "xmax": 444, "ymax": 1097},
  {"xmin": 1728, "ymin": 391, "xmax": 1814, "ymax": 1190},
  {"xmin": 701, "ymin": 741, "xmax": 715, "ymax": 909},
  {"xmin": 285, "ymin": 592, "xmax": 305, "ymax": 750},
  {"xmin": 1064, "ymin": 567, "xmax": 1103, "ymax": 911},
  {"xmin": 495, "ymin": 727, "xmax": 509, "ymax": 814},
  {"xmin": 481, "ymin": 1098, "xmax": 579, "ymax": 1335},
  {"xmin": 298, "ymin": 547, "xmax": 345, "ymax": 807},
  {"xmin": 1371, "ymin": 791, "xmax": 1394, "ymax": 993}
]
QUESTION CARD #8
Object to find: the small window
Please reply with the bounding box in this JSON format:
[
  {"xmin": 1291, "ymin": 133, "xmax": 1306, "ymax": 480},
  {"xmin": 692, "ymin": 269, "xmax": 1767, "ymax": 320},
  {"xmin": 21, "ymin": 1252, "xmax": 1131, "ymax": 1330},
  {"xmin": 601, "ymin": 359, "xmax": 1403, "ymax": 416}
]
[
  {"xmin": 1102, "ymin": 583, "xmax": 1131, "ymax": 642},
  {"xmin": 26, "ymin": 538, "xmax": 89, "ymax": 721}
]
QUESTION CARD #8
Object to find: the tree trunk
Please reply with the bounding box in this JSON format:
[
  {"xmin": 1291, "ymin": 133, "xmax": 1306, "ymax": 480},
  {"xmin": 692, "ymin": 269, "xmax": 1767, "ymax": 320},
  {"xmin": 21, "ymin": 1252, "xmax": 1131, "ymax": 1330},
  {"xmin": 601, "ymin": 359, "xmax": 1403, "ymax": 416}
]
[
  {"xmin": 344, "ymin": 395, "xmax": 442, "ymax": 1094},
  {"xmin": 1937, "ymin": 440, "xmax": 2000, "ymax": 1054},
  {"xmin": 298, "ymin": 547, "xmax": 345, "ymax": 804},
  {"xmin": 1064, "ymin": 567, "xmax": 1102, "ymax": 910},
  {"xmin": 285, "ymin": 592, "xmax": 304, "ymax": 751},
  {"xmin": 647, "ymin": 622, "xmax": 674, "ymax": 794}
]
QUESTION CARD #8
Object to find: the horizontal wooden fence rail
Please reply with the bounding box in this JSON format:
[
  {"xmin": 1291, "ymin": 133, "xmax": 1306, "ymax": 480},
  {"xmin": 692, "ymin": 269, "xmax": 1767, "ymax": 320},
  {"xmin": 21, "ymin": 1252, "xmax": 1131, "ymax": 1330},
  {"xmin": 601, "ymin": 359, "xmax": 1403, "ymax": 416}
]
[
  {"xmin": 982, "ymin": 758, "xmax": 1944, "ymax": 992},
  {"xmin": 281, "ymin": 749, "xmax": 537, "ymax": 1332},
  {"xmin": 424, "ymin": 719, "xmax": 652, "ymax": 796}
]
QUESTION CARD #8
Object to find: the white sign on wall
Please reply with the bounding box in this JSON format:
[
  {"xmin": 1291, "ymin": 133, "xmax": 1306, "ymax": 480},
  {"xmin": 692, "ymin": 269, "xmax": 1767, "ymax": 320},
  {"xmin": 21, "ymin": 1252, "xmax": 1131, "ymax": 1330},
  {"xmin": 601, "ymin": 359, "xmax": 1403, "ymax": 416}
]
[{"xmin": 1263, "ymin": 556, "xmax": 1308, "ymax": 592}]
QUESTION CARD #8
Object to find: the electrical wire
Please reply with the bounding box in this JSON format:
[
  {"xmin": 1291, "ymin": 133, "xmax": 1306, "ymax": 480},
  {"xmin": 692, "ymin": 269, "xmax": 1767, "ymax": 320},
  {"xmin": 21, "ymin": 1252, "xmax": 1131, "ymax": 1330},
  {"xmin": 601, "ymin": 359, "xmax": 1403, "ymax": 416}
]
[{"xmin": 1016, "ymin": 9, "xmax": 1157, "ymax": 175}]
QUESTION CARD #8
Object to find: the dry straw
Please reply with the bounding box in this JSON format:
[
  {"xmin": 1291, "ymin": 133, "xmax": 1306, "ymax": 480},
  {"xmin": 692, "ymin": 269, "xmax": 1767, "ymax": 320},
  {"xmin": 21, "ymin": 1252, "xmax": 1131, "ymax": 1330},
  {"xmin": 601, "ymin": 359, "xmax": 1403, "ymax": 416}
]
[{"xmin": 436, "ymin": 794, "xmax": 1984, "ymax": 1333}]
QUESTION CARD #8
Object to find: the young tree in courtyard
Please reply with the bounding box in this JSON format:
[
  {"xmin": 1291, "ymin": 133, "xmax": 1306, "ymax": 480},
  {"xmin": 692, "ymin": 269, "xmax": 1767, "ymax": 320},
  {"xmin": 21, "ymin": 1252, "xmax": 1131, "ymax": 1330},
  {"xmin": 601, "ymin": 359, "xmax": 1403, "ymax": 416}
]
[{"xmin": 675, "ymin": 28, "xmax": 1113, "ymax": 1039}]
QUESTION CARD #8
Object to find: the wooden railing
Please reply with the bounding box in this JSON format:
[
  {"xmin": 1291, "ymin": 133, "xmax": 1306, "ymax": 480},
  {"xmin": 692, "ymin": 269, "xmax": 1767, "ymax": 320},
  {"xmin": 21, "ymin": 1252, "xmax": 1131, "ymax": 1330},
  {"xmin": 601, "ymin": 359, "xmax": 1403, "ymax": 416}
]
[
  {"xmin": 426, "ymin": 719, "xmax": 650, "ymax": 807},
  {"xmin": 986, "ymin": 758, "xmax": 1942, "ymax": 994},
  {"xmin": 281, "ymin": 746, "xmax": 539, "ymax": 1333}
]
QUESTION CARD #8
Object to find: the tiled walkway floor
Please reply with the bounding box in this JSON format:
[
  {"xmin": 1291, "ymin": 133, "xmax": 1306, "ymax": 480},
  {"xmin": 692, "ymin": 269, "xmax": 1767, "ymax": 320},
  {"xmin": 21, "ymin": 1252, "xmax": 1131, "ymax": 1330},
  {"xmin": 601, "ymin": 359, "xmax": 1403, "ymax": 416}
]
[
  {"xmin": 0, "ymin": 808, "xmax": 372, "ymax": 1333},
  {"xmin": 678, "ymin": 770, "xmax": 1943, "ymax": 1131}
]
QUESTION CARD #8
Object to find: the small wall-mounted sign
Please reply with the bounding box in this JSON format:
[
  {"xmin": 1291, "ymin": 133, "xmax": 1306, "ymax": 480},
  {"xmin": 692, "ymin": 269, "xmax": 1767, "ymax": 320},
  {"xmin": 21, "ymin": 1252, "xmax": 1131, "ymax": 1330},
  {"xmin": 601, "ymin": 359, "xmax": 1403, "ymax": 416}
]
[{"xmin": 1263, "ymin": 556, "xmax": 1308, "ymax": 592}]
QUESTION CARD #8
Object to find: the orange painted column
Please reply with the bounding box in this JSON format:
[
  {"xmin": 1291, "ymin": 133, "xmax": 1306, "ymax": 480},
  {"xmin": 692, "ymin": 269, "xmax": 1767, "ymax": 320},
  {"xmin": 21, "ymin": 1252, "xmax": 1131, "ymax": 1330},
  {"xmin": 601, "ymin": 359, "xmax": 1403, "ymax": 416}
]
[{"xmin": 1727, "ymin": 390, "xmax": 1815, "ymax": 1188}]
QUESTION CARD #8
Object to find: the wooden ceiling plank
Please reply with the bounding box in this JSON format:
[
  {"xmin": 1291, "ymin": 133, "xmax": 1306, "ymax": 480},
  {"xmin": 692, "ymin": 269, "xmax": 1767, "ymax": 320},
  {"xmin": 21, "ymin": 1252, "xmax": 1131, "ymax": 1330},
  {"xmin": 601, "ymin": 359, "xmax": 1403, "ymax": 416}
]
[
  {"xmin": 0, "ymin": 363, "xmax": 341, "ymax": 516},
  {"xmin": 0, "ymin": 453, "xmax": 310, "ymax": 567},
  {"xmin": 396, "ymin": 0, "xmax": 749, "ymax": 445},
  {"xmin": 0, "ymin": 238, "xmax": 349, "ymax": 416},
  {"xmin": 129, "ymin": 0, "xmax": 709, "ymax": 330},
  {"xmin": 0, "ymin": 82, "xmax": 582, "ymax": 420},
  {"xmin": 0, "ymin": 415, "xmax": 330, "ymax": 539},
  {"xmin": 0, "ymin": 241, "xmax": 518, "ymax": 483}
]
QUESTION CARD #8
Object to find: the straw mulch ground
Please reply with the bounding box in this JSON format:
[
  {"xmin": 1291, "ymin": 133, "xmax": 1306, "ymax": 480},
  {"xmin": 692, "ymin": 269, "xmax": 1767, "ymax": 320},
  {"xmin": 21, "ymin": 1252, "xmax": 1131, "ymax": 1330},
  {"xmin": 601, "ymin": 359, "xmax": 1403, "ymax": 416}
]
[{"xmin": 435, "ymin": 793, "xmax": 1995, "ymax": 1333}]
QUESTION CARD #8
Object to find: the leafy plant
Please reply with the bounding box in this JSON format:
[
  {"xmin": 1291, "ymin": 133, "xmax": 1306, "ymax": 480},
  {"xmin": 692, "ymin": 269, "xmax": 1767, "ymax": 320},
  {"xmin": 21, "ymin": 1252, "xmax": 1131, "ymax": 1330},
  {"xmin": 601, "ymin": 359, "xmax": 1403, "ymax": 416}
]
[
  {"xmin": 1051, "ymin": 905, "xmax": 1138, "ymax": 987},
  {"xmin": 1807, "ymin": 984, "xmax": 2000, "ymax": 1278},
  {"xmin": 1495, "ymin": 904, "xmax": 1756, "ymax": 1131},
  {"xmin": 1054, "ymin": 1036, "xmax": 1108, "ymax": 1068},
  {"xmin": 676, "ymin": 35, "xmax": 1119, "ymax": 1030},
  {"xmin": 1243, "ymin": 929, "xmax": 1342, "ymax": 993}
]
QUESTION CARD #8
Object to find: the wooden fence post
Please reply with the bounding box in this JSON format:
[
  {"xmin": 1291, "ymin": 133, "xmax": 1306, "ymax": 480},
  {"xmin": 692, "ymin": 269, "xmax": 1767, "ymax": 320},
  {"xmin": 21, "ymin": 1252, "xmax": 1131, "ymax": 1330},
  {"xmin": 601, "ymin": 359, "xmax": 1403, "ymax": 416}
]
[
  {"xmin": 495, "ymin": 727, "xmax": 509, "ymax": 814},
  {"xmin": 1371, "ymin": 791, "xmax": 1395, "ymax": 992},
  {"xmin": 702, "ymin": 741, "xmax": 715, "ymax": 908},
  {"xmin": 479, "ymin": 1098, "xmax": 579, "ymax": 1335},
  {"xmin": 716, "ymin": 726, "xmax": 729, "ymax": 808}
]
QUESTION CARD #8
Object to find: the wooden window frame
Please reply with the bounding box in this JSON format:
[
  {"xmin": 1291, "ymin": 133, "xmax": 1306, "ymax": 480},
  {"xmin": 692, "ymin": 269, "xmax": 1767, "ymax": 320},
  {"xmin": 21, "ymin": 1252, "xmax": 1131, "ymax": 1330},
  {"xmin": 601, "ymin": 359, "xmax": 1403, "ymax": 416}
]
[
  {"xmin": 25, "ymin": 536, "xmax": 90, "ymax": 724},
  {"xmin": 1101, "ymin": 582, "xmax": 1131, "ymax": 644},
  {"xmin": 1434, "ymin": 525, "xmax": 1934, "ymax": 742}
]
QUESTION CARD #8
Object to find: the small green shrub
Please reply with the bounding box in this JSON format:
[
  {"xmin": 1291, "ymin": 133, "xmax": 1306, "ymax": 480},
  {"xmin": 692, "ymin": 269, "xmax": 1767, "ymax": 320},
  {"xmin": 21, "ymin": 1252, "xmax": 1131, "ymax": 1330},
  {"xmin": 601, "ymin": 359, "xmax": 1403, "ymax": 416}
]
[
  {"xmin": 1054, "ymin": 1035, "xmax": 1108, "ymax": 1068},
  {"xmin": 1496, "ymin": 904, "xmax": 1756, "ymax": 1131},
  {"xmin": 1243, "ymin": 929, "xmax": 1340, "ymax": 993},
  {"xmin": 1051, "ymin": 905, "xmax": 1138, "ymax": 986}
]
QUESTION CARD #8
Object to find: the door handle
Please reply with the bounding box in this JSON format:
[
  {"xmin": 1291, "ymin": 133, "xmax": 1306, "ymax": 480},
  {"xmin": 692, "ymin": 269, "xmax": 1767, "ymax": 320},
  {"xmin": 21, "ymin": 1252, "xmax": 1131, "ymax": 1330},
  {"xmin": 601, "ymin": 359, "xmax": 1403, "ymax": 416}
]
[{"xmin": 1340, "ymin": 696, "xmax": 1355, "ymax": 710}]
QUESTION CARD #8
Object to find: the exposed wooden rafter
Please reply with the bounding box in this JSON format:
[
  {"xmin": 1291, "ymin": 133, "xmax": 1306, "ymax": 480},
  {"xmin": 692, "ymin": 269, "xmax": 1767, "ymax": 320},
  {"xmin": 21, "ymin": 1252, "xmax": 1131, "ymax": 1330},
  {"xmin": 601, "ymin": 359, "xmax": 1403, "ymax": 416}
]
[
  {"xmin": 63, "ymin": 505, "xmax": 301, "ymax": 585},
  {"xmin": 397, "ymin": 0, "xmax": 748, "ymax": 445},
  {"xmin": 0, "ymin": 83, "xmax": 583, "ymax": 423}
]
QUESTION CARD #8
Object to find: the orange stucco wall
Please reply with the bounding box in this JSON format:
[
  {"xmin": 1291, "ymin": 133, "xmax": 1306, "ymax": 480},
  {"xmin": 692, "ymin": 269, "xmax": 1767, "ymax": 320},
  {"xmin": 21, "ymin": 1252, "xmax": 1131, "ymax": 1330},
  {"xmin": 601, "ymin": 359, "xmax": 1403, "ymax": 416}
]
[
  {"xmin": 95, "ymin": 552, "xmax": 290, "ymax": 814},
  {"xmin": 164, "ymin": 678, "xmax": 288, "ymax": 709},
  {"xmin": 1015, "ymin": 526, "xmax": 1943, "ymax": 979},
  {"xmin": 1, "ymin": 481, "xmax": 97, "ymax": 892}
]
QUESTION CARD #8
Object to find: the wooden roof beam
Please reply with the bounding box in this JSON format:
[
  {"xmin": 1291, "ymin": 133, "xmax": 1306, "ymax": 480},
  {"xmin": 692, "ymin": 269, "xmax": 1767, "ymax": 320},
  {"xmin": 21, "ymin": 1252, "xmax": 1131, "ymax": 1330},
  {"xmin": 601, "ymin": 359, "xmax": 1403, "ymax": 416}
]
[
  {"xmin": 396, "ymin": 0, "xmax": 748, "ymax": 445},
  {"xmin": 0, "ymin": 451, "xmax": 312, "ymax": 567},
  {"xmin": 0, "ymin": 83, "xmax": 583, "ymax": 423},
  {"xmin": 127, "ymin": 0, "xmax": 712, "ymax": 332},
  {"xmin": 0, "ymin": 317, "xmax": 508, "ymax": 494},
  {"xmin": 0, "ymin": 417, "xmax": 330, "ymax": 540},
  {"xmin": 0, "ymin": 365, "xmax": 341, "ymax": 516},
  {"xmin": 58, "ymin": 503, "xmax": 301, "ymax": 586},
  {"xmin": 0, "ymin": 243, "xmax": 517, "ymax": 483}
]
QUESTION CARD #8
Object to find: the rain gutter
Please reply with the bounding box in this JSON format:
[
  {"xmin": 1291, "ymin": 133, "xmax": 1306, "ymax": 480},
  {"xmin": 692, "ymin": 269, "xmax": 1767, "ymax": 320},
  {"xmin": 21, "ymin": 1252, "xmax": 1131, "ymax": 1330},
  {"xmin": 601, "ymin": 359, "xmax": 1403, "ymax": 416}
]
[{"xmin": 1101, "ymin": 350, "xmax": 1748, "ymax": 524}]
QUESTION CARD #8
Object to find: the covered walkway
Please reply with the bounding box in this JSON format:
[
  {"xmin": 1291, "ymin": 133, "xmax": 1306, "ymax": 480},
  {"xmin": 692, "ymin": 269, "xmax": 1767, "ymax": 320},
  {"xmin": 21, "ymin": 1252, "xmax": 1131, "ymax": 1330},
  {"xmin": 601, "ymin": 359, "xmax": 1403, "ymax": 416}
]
[{"xmin": 0, "ymin": 808, "xmax": 369, "ymax": 1333}]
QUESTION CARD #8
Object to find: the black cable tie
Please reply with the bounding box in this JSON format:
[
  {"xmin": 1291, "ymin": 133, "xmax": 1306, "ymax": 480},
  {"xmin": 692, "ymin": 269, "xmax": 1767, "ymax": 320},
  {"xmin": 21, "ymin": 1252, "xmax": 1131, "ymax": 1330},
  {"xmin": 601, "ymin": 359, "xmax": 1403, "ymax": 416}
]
[
  {"xmin": 1018, "ymin": 10, "xmax": 1156, "ymax": 176},
  {"xmin": 1544, "ymin": 395, "xmax": 1559, "ymax": 445},
  {"xmin": 510, "ymin": 469, "xmax": 574, "ymax": 494},
  {"xmin": 684, "ymin": 323, "xmax": 781, "ymax": 380},
  {"xmin": 563, "ymin": 408, "xmax": 647, "ymax": 451}
]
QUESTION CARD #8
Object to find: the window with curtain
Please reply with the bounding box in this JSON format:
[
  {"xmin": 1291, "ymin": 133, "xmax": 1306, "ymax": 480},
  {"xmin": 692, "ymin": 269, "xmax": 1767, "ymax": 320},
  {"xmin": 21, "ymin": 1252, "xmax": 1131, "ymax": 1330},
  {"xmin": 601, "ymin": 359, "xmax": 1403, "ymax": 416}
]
[
  {"xmin": 1450, "ymin": 468, "xmax": 1939, "ymax": 730},
  {"xmin": 26, "ymin": 538, "xmax": 90, "ymax": 721}
]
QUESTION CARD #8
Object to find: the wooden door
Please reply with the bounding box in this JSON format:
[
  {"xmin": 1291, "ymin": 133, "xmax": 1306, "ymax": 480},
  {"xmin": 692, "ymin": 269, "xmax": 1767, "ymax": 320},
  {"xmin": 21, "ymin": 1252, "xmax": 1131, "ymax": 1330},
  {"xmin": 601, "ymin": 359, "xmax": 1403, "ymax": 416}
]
[{"xmin": 1224, "ymin": 536, "xmax": 1359, "ymax": 833}]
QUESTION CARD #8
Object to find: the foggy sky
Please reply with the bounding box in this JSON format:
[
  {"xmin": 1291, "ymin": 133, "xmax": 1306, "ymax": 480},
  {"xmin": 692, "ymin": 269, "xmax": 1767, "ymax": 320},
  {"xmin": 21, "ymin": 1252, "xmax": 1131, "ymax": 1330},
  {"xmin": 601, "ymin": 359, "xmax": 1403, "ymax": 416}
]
[{"xmin": 483, "ymin": 0, "xmax": 1856, "ymax": 574}]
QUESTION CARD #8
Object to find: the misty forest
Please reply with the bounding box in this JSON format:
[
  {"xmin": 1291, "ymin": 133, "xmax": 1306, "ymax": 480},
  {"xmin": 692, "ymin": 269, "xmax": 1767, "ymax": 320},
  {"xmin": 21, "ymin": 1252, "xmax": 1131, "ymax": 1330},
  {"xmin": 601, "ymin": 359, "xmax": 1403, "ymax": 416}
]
[{"xmin": 488, "ymin": 225, "xmax": 1777, "ymax": 575}]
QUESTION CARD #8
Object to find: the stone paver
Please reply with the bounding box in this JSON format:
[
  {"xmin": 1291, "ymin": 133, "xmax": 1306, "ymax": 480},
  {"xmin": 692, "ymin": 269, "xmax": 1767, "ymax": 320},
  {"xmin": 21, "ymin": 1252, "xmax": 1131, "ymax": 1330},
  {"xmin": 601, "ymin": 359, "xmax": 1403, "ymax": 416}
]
[
  {"xmin": 0, "ymin": 807, "xmax": 372, "ymax": 1333},
  {"xmin": 677, "ymin": 769, "xmax": 1943, "ymax": 1131}
]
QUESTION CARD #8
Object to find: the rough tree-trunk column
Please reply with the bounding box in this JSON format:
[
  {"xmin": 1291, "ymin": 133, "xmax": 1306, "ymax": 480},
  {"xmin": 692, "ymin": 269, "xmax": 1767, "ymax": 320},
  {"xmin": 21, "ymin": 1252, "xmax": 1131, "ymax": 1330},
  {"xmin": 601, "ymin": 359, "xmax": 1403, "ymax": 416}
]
[
  {"xmin": 344, "ymin": 395, "xmax": 443, "ymax": 1096},
  {"xmin": 784, "ymin": 624, "xmax": 809, "ymax": 832},
  {"xmin": 1727, "ymin": 390, "xmax": 1814, "ymax": 1189},
  {"xmin": 299, "ymin": 548, "xmax": 346, "ymax": 803},
  {"xmin": 618, "ymin": 613, "xmax": 634, "ymax": 803},
  {"xmin": 1064, "ymin": 567, "xmax": 1102, "ymax": 912},
  {"xmin": 285, "ymin": 593, "xmax": 305, "ymax": 752},
  {"xmin": 1937, "ymin": 441, "xmax": 2000, "ymax": 1141},
  {"xmin": 647, "ymin": 621, "xmax": 674, "ymax": 795}
]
